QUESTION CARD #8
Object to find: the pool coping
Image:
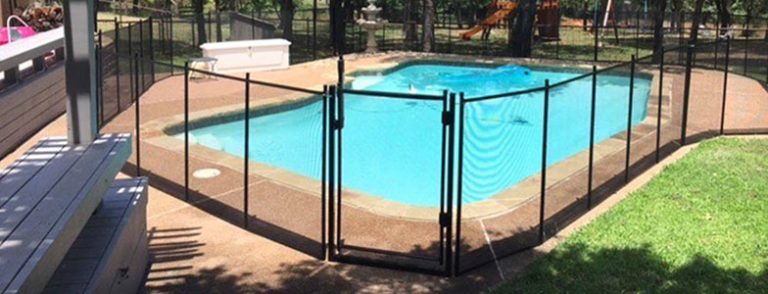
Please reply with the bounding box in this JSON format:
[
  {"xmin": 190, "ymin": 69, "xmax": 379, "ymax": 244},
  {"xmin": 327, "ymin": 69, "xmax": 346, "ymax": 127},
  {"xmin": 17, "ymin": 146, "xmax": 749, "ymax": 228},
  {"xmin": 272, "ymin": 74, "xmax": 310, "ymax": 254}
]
[{"xmin": 140, "ymin": 52, "xmax": 672, "ymax": 221}]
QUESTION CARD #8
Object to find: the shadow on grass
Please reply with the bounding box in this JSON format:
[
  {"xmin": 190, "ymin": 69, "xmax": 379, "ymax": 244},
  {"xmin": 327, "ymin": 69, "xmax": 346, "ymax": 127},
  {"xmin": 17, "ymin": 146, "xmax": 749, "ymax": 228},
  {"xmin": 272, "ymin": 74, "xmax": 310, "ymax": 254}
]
[{"xmin": 503, "ymin": 244, "xmax": 768, "ymax": 293}]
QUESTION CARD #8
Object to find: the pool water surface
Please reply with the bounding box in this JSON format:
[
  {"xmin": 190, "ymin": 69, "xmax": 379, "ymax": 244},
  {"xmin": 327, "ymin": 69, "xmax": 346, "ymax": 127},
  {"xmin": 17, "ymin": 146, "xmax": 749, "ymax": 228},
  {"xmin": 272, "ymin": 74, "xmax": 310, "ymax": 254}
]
[{"xmin": 182, "ymin": 62, "xmax": 652, "ymax": 207}]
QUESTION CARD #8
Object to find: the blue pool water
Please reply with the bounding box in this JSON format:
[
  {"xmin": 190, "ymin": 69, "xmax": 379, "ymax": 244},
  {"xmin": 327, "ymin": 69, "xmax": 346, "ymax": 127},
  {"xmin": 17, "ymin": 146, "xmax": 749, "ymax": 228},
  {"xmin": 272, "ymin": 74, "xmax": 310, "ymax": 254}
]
[{"xmin": 183, "ymin": 63, "xmax": 652, "ymax": 206}]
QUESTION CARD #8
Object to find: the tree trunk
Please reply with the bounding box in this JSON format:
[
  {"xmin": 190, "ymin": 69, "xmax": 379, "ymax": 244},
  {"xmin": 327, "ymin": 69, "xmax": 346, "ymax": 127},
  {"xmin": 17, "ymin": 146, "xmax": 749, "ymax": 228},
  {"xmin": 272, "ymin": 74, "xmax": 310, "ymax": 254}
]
[
  {"xmin": 689, "ymin": 0, "xmax": 705, "ymax": 43},
  {"xmin": 422, "ymin": 0, "xmax": 435, "ymax": 52},
  {"xmin": 508, "ymin": 0, "xmax": 536, "ymax": 57},
  {"xmin": 215, "ymin": 0, "xmax": 223, "ymax": 42},
  {"xmin": 713, "ymin": 0, "xmax": 731, "ymax": 34},
  {"xmin": 403, "ymin": 0, "xmax": 418, "ymax": 42},
  {"xmin": 651, "ymin": 0, "xmax": 667, "ymax": 63},
  {"xmin": 279, "ymin": 0, "xmax": 296, "ymax": 40},
  {"xmin": 194, "ymin": 0, "xmax": 207, "ymax": 44}
]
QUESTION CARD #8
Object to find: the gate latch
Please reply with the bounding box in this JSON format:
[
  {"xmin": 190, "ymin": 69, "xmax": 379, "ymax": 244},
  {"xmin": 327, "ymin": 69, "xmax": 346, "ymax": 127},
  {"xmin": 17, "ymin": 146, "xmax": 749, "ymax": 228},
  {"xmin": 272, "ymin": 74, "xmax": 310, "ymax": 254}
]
[
  {"xmin": 439, "ymin": 212, "xmax": 450, "ymax": 227},
  {"xmin": 442, "ymin": 111, "xmax": 453, "ymax": 126}
]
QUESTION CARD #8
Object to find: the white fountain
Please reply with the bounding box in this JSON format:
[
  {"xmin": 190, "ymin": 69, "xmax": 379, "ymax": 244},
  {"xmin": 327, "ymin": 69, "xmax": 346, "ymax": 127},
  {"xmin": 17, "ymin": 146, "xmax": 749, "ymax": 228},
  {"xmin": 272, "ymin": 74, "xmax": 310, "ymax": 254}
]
[{"xmin": 356, "ymin": 0, "xmax": 387, "ymax": 53}]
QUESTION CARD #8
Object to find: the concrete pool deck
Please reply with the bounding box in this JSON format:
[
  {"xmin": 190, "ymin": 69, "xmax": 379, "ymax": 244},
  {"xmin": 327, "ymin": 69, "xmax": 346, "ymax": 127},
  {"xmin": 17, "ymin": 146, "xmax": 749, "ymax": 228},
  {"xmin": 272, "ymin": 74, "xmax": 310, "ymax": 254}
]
[
  {"xmin": 96, "ymin": 52, "xmax": 768, "ymax": 274},
  {"xmin": 3, "ymin": 53, "xmax": 765, "ymax": 291}
]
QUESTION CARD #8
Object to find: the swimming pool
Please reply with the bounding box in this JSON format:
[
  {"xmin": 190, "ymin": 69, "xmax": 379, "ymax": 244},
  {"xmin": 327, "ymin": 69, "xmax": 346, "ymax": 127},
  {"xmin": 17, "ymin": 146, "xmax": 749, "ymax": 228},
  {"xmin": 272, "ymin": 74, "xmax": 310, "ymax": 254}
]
[{"xmin": 182, "ymin": 62, "xmax": 652, "ymax": 207}]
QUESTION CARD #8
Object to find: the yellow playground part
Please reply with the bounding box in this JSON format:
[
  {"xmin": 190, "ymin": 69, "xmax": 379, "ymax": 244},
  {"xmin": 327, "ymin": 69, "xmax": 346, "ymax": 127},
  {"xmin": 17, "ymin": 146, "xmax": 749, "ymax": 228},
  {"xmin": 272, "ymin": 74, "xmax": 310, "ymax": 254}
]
[{"xmin": 460, "ymin": 1, "xmax": 518, "ymax": 41}]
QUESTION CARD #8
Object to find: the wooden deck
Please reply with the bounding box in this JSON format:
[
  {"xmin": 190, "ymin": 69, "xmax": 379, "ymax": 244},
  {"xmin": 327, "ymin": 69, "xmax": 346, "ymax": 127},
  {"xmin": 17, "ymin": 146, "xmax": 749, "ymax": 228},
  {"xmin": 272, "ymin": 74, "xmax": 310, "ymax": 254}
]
[{"xmin": 0, "ymin": 134, "xmax": 131, "ymax": 293}]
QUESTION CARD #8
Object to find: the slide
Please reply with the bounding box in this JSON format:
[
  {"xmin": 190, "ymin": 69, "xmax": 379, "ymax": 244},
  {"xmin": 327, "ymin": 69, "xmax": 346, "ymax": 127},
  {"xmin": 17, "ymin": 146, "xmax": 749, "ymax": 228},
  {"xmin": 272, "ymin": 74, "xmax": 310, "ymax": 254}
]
[{"xmin": 460, "ymin": 1, "xmax": 518, "ymax": 41}]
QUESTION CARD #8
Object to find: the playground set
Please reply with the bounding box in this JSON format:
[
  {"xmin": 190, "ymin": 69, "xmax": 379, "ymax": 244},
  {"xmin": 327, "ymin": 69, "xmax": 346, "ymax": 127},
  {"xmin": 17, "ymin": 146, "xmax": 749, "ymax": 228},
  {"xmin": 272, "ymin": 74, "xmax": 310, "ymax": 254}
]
[{"xmin": 460, "ymin": 0, "xmax": 562, "ymax": 41}]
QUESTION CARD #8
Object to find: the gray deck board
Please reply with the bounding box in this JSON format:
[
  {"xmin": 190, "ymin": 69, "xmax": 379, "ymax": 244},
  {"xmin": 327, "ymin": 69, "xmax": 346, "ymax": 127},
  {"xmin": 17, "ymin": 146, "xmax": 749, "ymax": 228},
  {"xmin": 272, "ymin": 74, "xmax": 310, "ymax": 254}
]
[
  {"xmin": 0, "ymin": 133, "xmax": 132, "ymax": 294},
  {"xmin": 0, "ymin": 138, "xmax": 67, "ymax": 206},
  {"xmin": 43, "ymin": 177, "xmax": 148, "ymax": 294}
]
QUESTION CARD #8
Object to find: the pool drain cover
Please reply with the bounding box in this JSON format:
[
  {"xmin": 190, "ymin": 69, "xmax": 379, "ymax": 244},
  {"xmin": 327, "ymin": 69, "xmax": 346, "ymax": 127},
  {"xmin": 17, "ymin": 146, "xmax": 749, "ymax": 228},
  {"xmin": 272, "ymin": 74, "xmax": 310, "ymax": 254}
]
[{"xmin": 193, "ymin": 168, "xmax": 221, "ymax": 179}]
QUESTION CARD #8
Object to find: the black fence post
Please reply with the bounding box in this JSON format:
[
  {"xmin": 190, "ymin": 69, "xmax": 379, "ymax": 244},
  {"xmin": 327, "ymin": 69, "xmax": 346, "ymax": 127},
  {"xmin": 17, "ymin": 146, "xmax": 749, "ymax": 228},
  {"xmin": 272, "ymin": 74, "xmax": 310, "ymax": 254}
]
[
  {"xmin": 587, "ymin": 66, "xmax": 597, "ymax": 209},
  {"xmin": 720, "ymin": 37, "xmax": 731, "ymax": 135},
  {"xmin": 454, "ymin": 92, "xmax": 465, "ymax": 276},
  {"xmin": 184, "ymin": 62, "xmax": 190, "ymax": 201},
  {"xmin": 97, "ymin": 29, "xmax": 104, "ymax": 129},
  {"xmin": 128, "ymin": 22, "xmax": 133, "ymax": 60},
  {"xmin": 170, "ymin": 14, "xmax": 175, "ymax": 71},
  {"xmin": 133, "ymin": 54, "xmax": 141, "ymax": 176},
  {"xmin": 656, "ymin": 47, "xmax": 664, "ymax": 163},
  {"xmin": 635, "ymin": 10, "xmax": 640, "ymax": 58},
  {"xmin": 115, "ymin": 19, "xmax": 122, "ymax": 112},
  {"xmin": 327, "ymin": 84, "xmax": 336, "ymax": 258},
  {"xmin": 680, "ymin": 43, "xmax": 694, "ymax": 145},
  {"xmin": 593, "ymin": 17, "xmax": 599, "ymax": 62},
  {"xmin": 139, "ymin": 19, "xmax": 145, "ymax": 91},
  {"xmin": 149, "ymin": 17, "xmax": 155, "ymax": 82},
  {"xmin": 321, "ymin": 84, "xmax": 328, "ymax": 260},
  {"xmin": 445, "ymin": 92, "xmax": 456, "ymax": 276},
  {"xmin": 743, "ymin": 18, "xmax": 749, "ymax": 75},
  {"xmin": 714, "ymin": 27, "xmax": 720, "ymax": 68},
  {"xmin": 539, "ymin": 80, "xmax": 550, "ymax": 243},
  {"xmin": 625, "ymin": 55, "xmax": 635, "ymax": 183},
  {"xmin": 208, "ymin": 11, "xmax": 212, "ymax": 42},
  {"xmin": 312, "ymin": 4, "xmax": 318, "ymax": 60},
  {"xmin": 244, "ymin": 73, "xmax": 250, "ymax": 229},
  {"xmin": 251, "ymin": 10, "xmax": 256, "ymax": 39}
]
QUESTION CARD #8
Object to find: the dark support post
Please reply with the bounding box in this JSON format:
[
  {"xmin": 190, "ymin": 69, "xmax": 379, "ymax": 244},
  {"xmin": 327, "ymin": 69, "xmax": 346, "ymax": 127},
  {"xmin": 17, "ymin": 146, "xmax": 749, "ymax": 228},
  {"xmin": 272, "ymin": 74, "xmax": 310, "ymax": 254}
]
[
  {"xmin": 63, "ymin": 0, "xmax": 99, "ymax": 145},
  {"xmin": 208, "ymin": 11, "xmax": 212, "ymax": 42},
  {"xmin": 454, "ymin": 92, "xmax": 465, "ymax": 276},
  {"xmin": 149, "ymin": 17, "xmax": 155, "ymax": 82},
  {"xmin": 655, "ymin": 47, "xmax": 664, "ymax": 163},
  {"xmin": 327, "ymin": 84, "xmax": 336, "ymax": 258},
  {"xmin": 251, "ymin": 10, "xmax": 256, "ymax": 39},
  {"xmin": 313, "ymin": 0, "xmax": 318, "ymax": 60},
  {"xmin": 439, "ymin": 91, "xmax": 448, "ymax": 266},
  {"xmin": 539, "ymin": 80, "xmax": 550, "ymax": 243},
  {"xmin": 587, "ymin": 66, "xmax": 597, "ymax": 209},
  {"xmin": 321, "ymin": 85, "xmax": 327, "ymax": 260},
  {"xmin": 134, "ymin": 54, "xmax": 141, "ymax": 176},
  {"xmin": 625, "ymin": 55, "xmax": 635, "ymax": 183},
  {"xmin": 445, "ymin": 92, "xmax": 456, "ymax": 275},
  {"xmin": 128, "ymin": 22, "xmax": 133, "ymax": 57},
  {"xmin": 97, "ymin": 30, "xmax": 104, "ymax": 128},
  {"xmin": 139, "ymin": 19, "xmax": 144, "ymax": 91},
  {"xmin": 635, "ymin": 10, "xmax": 640, "ymax": 58},
  {"xmin": 681, "ymin": 43, "xmax": 694, "ymax": 145},
  {"xmin": 244, "ymin": 73, "xmax": 250, "ymax": 228},
  {"xmin": 115, "ymin": 18, "xmax": 121, "ymax": 111},
  {"xmin": 170, "ymin": 15, "xmax": 174, "ymax": 71},
  {"xmin": 720, "ymin": 37, "xmax": 730, "ymax": 135},
  {"xmin": 593, "ymin": 17, "xmax": 599, "ymax": 62},
  {"xmin": 714, "ymin": 25, "xmax": 720, "ymax": 68},
  {"xmin": 184, "ymin": 62, "xmax": 190, "ymax": 201},
  {"xmin": 743, "ymin": 18, "xmax": 749, "ymax": 75}
]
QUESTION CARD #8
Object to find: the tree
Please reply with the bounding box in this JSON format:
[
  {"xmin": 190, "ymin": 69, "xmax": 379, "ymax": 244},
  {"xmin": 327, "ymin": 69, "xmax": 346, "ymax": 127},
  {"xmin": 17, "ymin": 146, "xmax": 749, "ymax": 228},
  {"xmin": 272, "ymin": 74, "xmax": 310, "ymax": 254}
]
[
  {"xmin": 277, "ymin": 0, "xmax": 296, "ymax": 39},
  {"xmin": 422, "ymin": 0, "xmax": 435, "ymax": 52},
  {"xmin": 193, "ymin": 0, "xmax": 207, "ymax": 44},
  {"xmin": 689, "ymin": 0, "xmax": 705, "ymax": 43},
  {"xmin": 508, "ymin": 0, "xmax": 536, "ymax": 57},
  {"xmin": 403, "ymin": 0, "xmax": 418, "ymax": 43},
  {"xmin": 651, "ymin": 0, "xmax": 667, "ymax": 62},
  {"xmin": 712, "ymin": 0, "xmax": 731, "ymax": 33}
]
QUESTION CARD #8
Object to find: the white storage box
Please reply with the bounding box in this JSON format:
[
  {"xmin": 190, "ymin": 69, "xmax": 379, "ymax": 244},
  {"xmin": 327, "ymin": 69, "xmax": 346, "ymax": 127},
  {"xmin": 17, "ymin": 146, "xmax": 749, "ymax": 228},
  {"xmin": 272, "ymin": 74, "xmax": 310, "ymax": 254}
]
[{"xmin": 200, "ymin": 39, "xmax": 291, "ymax": 73}]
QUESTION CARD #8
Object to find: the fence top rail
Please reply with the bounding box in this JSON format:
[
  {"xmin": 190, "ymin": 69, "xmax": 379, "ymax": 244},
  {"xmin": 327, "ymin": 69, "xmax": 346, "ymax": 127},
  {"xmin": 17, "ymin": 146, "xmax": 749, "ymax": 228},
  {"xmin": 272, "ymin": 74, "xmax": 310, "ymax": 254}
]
[{"xmin": 342, "ymin": 88, "xmax": 445, "ymax": 101}]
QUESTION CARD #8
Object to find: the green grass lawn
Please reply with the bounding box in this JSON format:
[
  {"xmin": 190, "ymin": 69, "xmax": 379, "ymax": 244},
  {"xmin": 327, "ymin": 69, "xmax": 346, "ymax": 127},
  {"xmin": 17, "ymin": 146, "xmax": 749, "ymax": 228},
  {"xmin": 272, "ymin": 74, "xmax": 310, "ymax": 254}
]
[{"xmin": 497, "ymin": 138, "xmax": 768, "ymax": 293}]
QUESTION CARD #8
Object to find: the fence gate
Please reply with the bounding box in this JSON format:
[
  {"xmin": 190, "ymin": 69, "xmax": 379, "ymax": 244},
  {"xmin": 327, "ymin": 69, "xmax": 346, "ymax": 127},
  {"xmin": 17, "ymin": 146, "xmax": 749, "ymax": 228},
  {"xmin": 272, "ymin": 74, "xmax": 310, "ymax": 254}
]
[{"xmin": 327, "ymin": 86, "xmax": 456, "ymax": 275}]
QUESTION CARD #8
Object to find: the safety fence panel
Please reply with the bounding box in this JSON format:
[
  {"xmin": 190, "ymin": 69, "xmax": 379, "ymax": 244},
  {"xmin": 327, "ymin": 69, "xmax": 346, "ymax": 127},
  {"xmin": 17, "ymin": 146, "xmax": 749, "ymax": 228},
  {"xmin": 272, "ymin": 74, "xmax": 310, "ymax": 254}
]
[
  {"xmin": 332, "ymin": 89, "xmax": 452, "ymax": 274},
  {"xmin": 457, "ymin": 89, "xmax": 547, "ymax": 273}
]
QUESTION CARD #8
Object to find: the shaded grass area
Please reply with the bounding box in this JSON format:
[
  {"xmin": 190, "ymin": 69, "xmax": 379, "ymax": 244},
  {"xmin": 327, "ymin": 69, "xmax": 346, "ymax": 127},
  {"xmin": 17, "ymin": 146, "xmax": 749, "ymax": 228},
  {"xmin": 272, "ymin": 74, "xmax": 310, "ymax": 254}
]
[{"xmin": 497, "ymin": 138, "xmax": 768, "ymax": 293}]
